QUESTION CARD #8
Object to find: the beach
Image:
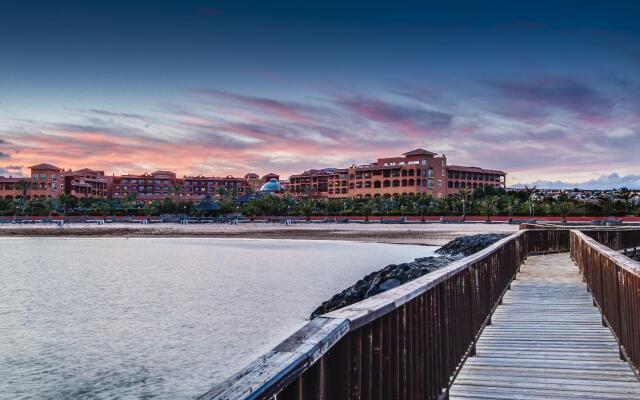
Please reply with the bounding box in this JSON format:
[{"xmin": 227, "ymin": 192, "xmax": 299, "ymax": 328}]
[{"xmin": 0, "ymin": 222, "xmax": 518, "ymax": 245}]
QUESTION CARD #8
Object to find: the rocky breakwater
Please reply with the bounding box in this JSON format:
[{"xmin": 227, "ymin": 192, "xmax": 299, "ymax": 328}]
[{"xmin": 310, "ymin": 233, "xmax": 509, "ymax": 319}]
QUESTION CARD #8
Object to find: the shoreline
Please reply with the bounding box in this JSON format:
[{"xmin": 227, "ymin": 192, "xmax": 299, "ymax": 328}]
[{"xmin": 0, "ymin": 222, "xmax": 519, "ymax": 245}]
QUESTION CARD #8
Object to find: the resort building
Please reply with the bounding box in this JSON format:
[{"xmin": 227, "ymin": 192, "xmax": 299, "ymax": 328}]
[
  {"xmin": 0, "ymin": 150, "xmax": 507, "ymax": 202},
  {"xmin": 0, "ymin": 176, "xmax": 25, "ymax": 200},
  {"xmin": 347, "ymin": 149, "xmax": 447, "ymax": 198},
  {"xmin": 28, "ymin": 163, "xmax": 65, "ymax": 199},
  {"xmin": 286, "ymin": 149, "xmax": 506, "ymax": 199},
  {"xmin": 446, "ymin": 165, "xmax": 506, "ymax": 194},
  {"xmin": 108, "ymin": 171, "xmax": 266, "ymax": 202},
  {"xmin": 64, "ymin": 168, "xmax": 108, "ymax": 198},
  {"xmin": 289, "ymin": 168, "xmax": 349, "ymax": 198},
  {"xmin": 182, "ymin": 175, "xmax": 249, "ymax": 199},
  {"xmin": 287, "ymin": 149, "xmax": 448, "ymax": 199},
  {"xmin": 109, "ymin": 170, "xmax": 179, "ymax": 201}
]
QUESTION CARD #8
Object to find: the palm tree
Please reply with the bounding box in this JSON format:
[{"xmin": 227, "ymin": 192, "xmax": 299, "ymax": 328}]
[
  {"xmin": 618, "ymin": 187, "xmax": 632, "ymax": 215},
  {"xmin": 123, "ymin": 192, "xmax": 138, "ymax": 216},
  {"xmin": 58, "ymin": 192, "xmax": 73, "ymax": 216},
  {"xmin": 458, "ymin": 188, "xmax": 472, "ymax": 219},
  {"xmin": 360, "ymin": 200, "xmax": 374, "ymax": 222},
  {"xmin": 16, "ymin": 180, "xmax": 32, "ymax": 213},
  {"xmin": 297, "ymin": 199, "xmax": 315, "ymax": 221},
  {"xmin": 480, "ymin": 196, "xmax": 499, "ymax": 222},
  {"xmin": 523, "ymin": 186, "xmax": 537, "ymax": 216},
  {"xmin": 555, "ymin": 201, "xmax": 575, "ymax": 223},
  {"xmin": 416, "ymin": 194, "xmax": 433, "ymax": 222}
]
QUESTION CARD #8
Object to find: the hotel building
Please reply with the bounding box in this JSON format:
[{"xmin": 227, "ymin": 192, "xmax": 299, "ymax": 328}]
[
  {"xmin": 109, "ymin": 170, "xmax": 179, "ymax": 201},
  {"xmin": 64, "ymin": 168, "xmax": 108, "ymax": 198},
  {"xmin": 288, "ymin": 169, "xmax": 349, "ymax": 198},
  {"xmin": 287, "ymin": 149, "xmax": 506, "ymax": 199},
  {"xmin": 0, "ymin": 176, "xmax": 24, "ymax": 200},
  {"xmin": 446, "ymin": 165, "xmax": 506, "ymax": 192}
]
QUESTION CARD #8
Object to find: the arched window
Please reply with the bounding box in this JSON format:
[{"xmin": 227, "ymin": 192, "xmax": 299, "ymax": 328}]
[
  {"xmin": 383, "ymin": 180, "xmax": 391, "ymax": 187},
  {"xmin": 349, "ymin": 183, "xmax": 355, "ymax": 189},
  {"xmin": 401, "ymin": 170, "xmax": 408, "ymax": 177},
  {"xmin": 401, "ymin": 179, "xmax": 407, "ymax": 187},
  {"xmin": 408, "ymin": 169, "xmax": 414, "ymax": 176},
  {"xmin": 356, "ymin": 182, "xmax": 363, "ymax": 188},
  {"xmin": 364, "ymin": 181, "xmax": 372, "ymax": 188},
  {"xmin": 448, "ymin": 181, "xmax": 453, "ymax": 188},
  {"xmin": 408, "ymin": 179, "xmax": 415, "ymax": 186},
  {"xmin": 454, "ymin": 181, "xmax": 460, "ymax": 188},
  {"xmin": 460, "ymin": 182, "xmax": 466, "ymax": 188},
  {"xmin": 392, "ymin": 180, "xmax": 400, "ymax": 187},
  {"xmin": 374, "ymin": 181, "xmax": 381, "ymax": 188}
]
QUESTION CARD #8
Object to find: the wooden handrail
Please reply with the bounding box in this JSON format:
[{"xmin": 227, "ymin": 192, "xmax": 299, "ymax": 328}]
[
  {"xmin": 201, "ymin": 229, "xmax": 581, "ymax": 400},
  {"xmin": 571, "ymin": 230, "xmax": 640, "ymax": 379}
]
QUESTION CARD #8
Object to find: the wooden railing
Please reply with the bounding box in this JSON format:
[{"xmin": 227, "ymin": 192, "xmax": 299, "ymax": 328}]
[
  {"xmin": 571, "ymin": 230, "xmax": 640, "ymax": 378},
  {"xmin": 201, "ymin": 229, "xmax": 572, "ymax": 400}
]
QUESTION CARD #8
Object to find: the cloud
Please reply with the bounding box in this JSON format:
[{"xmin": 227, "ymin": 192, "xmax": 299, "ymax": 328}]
[
  {"xmin": 489, "ymin": 77, "xmax": 614, "ymax": 122},
  {"xmin": 511, "ymin": 173, "xmax": 640, "ymax": 190},
  {"xmin": 1, "ymin": 82, "xmax": 637, "ymax": 183},
  {"xmin": 334, "ymin": 95, "xmax": 454, "ymax": 141},
  {"xmin": 0, "ymin": 165, "xmax": 22, "ymax": 177},
  {"xmin": 85, "ymin": 109, "xmax": 146, "ymax": 120},
  {"xmin": 0, "ymin": 151, "xmax": 9, "ymax": 158},
  {"xmin": 192, "ymin": 90, "xmax": 318, "ymax": 123}
]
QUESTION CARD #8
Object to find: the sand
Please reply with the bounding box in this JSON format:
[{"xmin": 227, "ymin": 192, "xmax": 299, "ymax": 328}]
[{"xmin": 0, "ymin": 222, "xmax": 519, "ymax": 245}]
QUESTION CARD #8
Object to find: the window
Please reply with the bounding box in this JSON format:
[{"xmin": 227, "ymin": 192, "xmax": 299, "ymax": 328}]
[{"xmin": 428, "ymin": 179, "xmax": 433, "ymax": 188}]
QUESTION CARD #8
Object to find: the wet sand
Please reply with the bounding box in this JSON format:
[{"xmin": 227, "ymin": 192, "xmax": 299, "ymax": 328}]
[{"xmin": 0, "ymin": 222, "xmax": 518, "ymax": 245}]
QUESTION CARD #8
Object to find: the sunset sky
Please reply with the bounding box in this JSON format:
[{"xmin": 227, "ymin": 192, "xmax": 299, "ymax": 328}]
[{"xmin": 1, "ymin": 1, "xmax": 639, "ymax": 188}]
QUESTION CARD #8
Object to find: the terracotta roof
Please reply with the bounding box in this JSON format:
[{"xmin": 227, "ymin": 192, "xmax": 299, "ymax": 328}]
[
  {"xmin": 29, "ymin": 163, "xmax": 61, "ymax": 170},
  {"xmin": 71, "ymin": 168, "xmax": 104, "ymax": 175},
  {"xmin": 447, "ymin": 165, "xmax": 507, "ymax": 175},
  {"xmin": 402, "ymin": 148, "xmax": 437, "ymax": 156}
]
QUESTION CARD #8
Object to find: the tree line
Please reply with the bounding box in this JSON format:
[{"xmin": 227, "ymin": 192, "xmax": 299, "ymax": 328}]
[{"xmin": 1, "ymin": 185, "xmax": 637, "ymax": 220}]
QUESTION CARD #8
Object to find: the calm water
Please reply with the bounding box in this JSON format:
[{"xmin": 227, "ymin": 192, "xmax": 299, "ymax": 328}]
[{"xmin": 0, "ymin": 238, "xmax": 436, "ymax": 399}]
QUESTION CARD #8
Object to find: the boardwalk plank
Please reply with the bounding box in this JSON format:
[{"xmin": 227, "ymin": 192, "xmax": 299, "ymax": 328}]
[{"xmin": 450, "ymin": 253, "xmax": 640, "ymax": 400}]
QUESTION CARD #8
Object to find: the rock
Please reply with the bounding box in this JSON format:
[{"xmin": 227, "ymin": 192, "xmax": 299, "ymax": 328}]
[
  {"xmin": 378, "ymin": 278, "xmax": 401, "ymax": 291},
  {"xmin": 435, "ymin": 233, "xmax": 509, "ymax": 257},
  {"xmin": 309, "ymin": 233, "xmax": 513, "ymax": 319}
]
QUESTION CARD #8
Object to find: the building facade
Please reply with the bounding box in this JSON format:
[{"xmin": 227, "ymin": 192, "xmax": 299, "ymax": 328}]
[
  {"xmin": 287, "ymin": 149, "xmax": 506, "ymax": 199},
  {"xmin": 28, "ymin": 164, "xmax": 65, "ymax": 199},
  {"xmin": 0, "ymin": 176, "xmax": 25, "ymax": 199},
  {"xmin": 64, "ymin": 168, "xmax": 108, "ymax": 198},
  {"xmin": 109, "ymin": 170, "xmax": 179, "ymax": 201},
  {"xmin": 446, "ymin": 165, "xmax": 506, "ymax": 193},
  {"xmin": 289, "ymin": 168, "xmax": 349, "ymax": 198}
]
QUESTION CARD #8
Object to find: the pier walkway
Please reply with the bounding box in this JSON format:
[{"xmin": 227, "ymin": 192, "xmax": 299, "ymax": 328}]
[{"xmin": 450, "ymin": 253, "xmax": 640, "ymax": 400}]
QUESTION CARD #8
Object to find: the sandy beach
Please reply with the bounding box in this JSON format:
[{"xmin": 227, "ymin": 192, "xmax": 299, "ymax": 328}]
[{"xmin": 0, "ymin": 222, "xmax": 518, "ymax": 245}]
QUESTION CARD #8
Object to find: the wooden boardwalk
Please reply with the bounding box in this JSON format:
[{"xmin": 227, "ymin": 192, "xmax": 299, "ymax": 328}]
[{"xmin": 450, "ymin": 253, "xmax": 640, "ymax": 400}]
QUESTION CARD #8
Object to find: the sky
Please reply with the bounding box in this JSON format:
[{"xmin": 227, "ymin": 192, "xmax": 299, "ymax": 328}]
[{"xmin": 1, "ymin": 1, "xmax": 639, "ymax": 188}]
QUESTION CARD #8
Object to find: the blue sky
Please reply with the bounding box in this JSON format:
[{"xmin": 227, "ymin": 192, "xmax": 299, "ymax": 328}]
[{"xmin": 1, "ymin": 1, "xmax": 639, "ymax": 188}]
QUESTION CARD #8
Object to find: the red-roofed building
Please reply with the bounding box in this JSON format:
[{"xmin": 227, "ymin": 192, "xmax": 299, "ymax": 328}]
[
  {"xmin": 64, "ymin": 168, "xmax": 108, "ymax": 198},
  {"xmin": 286, "ymin": 149, "xmax": 506, "ymax": 199},
  {"xmin": 29, "ymin": 163, "xmax": 64, "ymax": 199},
  {"xmin": 446, "ymin": 165, "xmax": 506, "ymax": 193}
]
